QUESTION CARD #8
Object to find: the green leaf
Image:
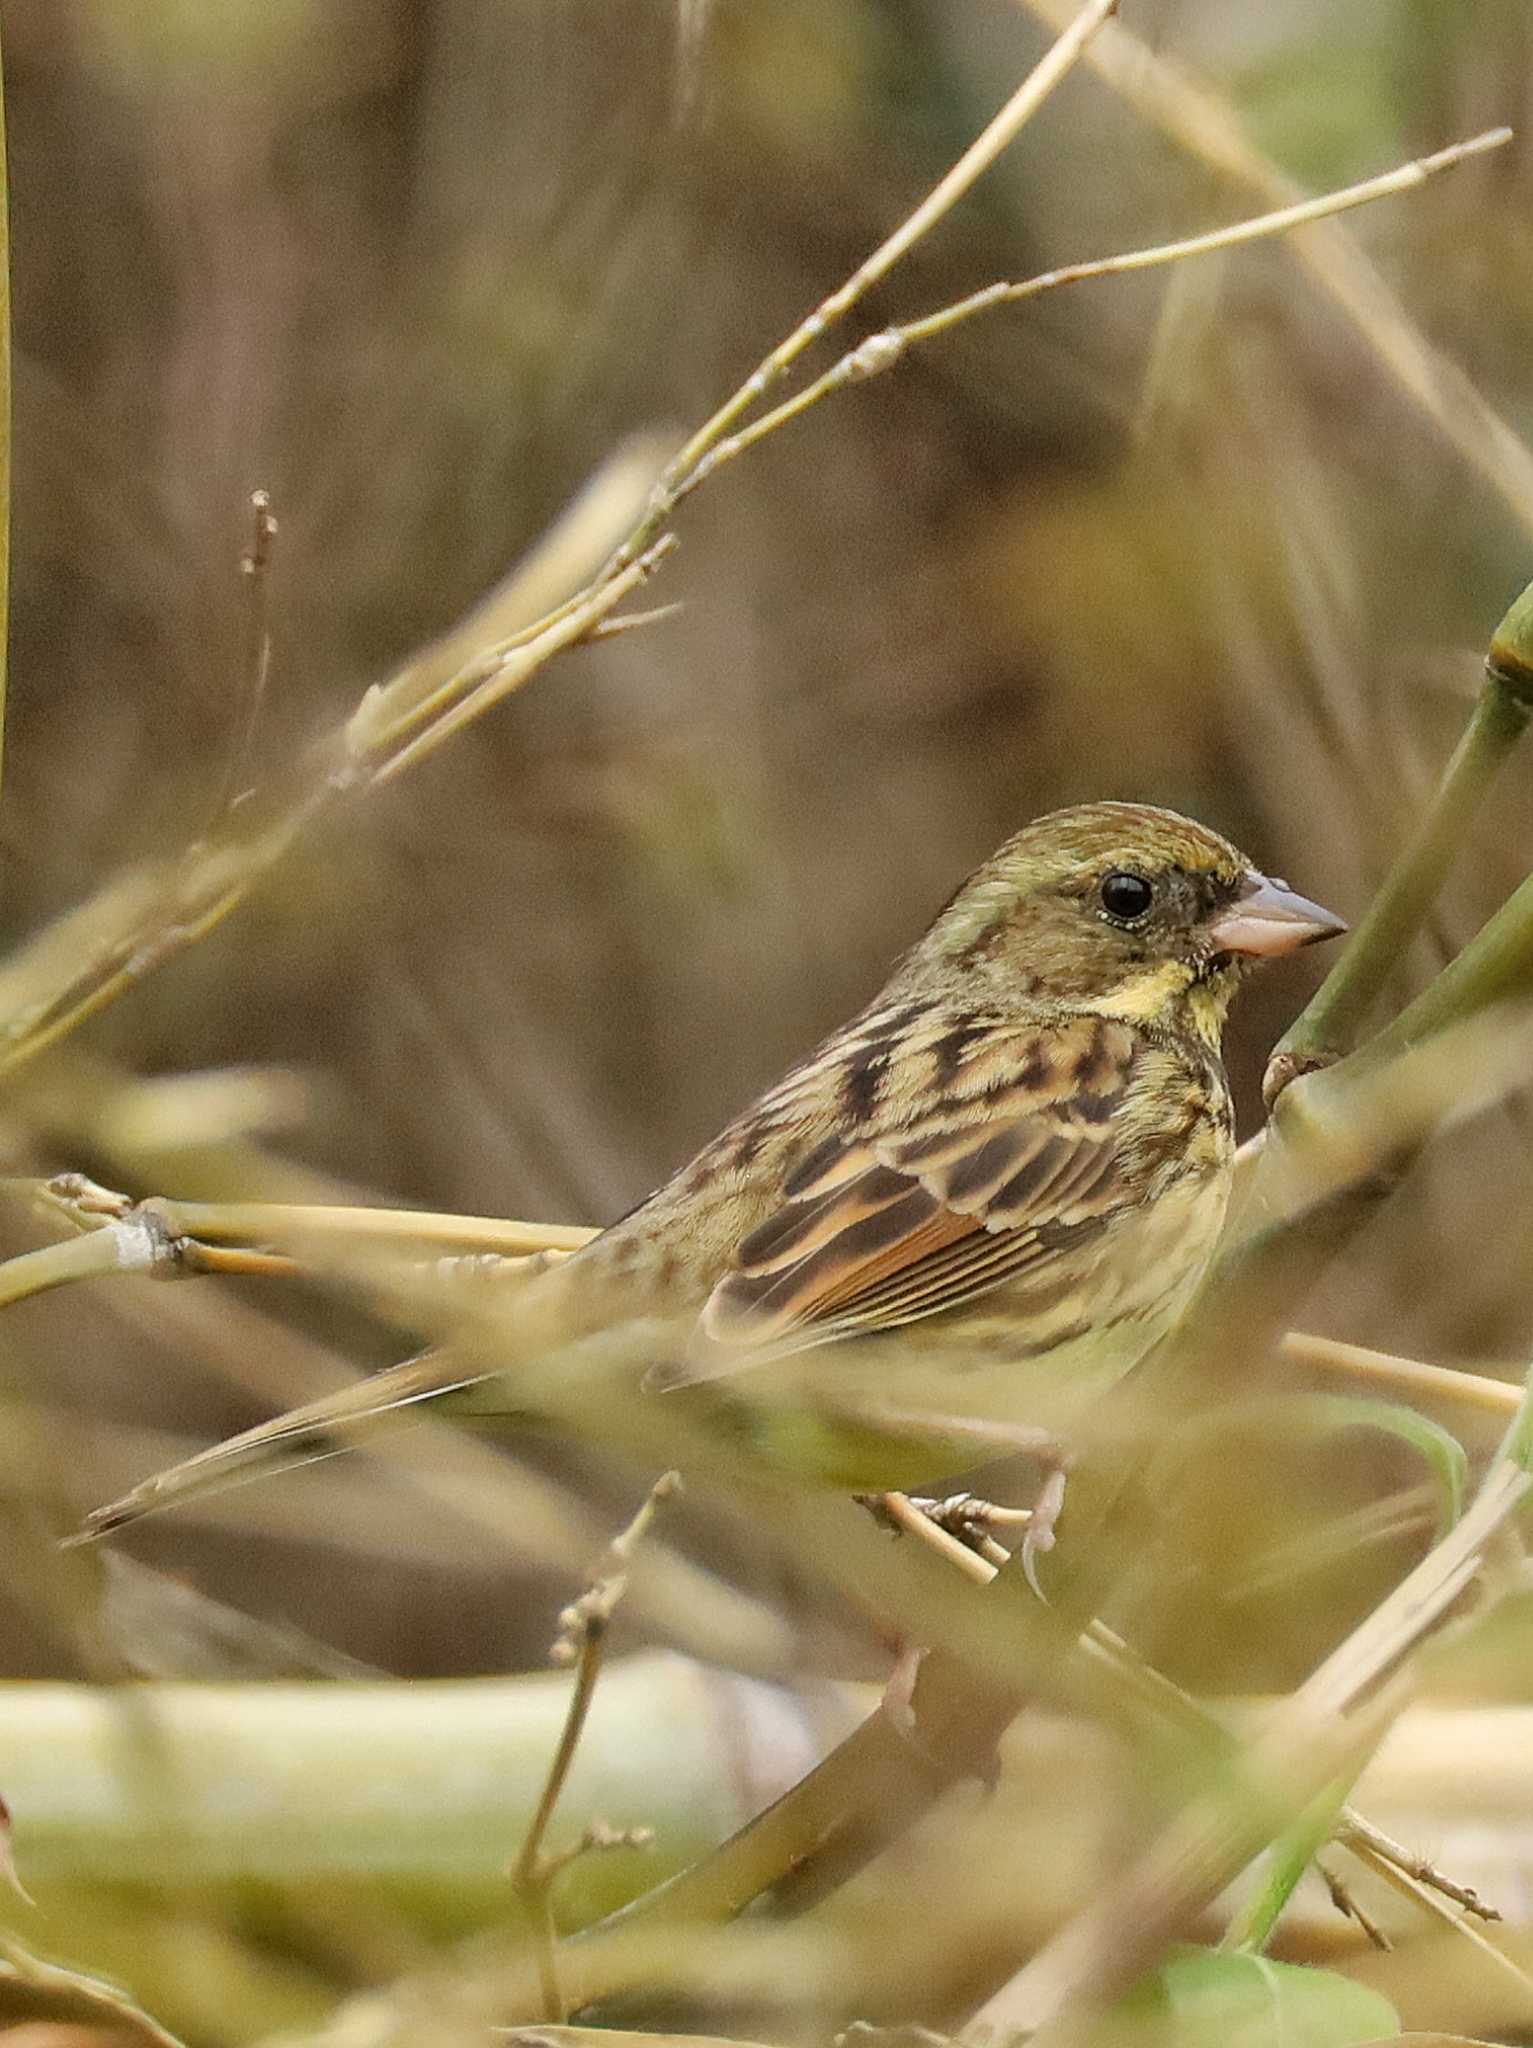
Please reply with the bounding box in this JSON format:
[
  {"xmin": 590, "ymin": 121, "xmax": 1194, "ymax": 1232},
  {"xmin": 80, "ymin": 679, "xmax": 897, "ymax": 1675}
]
[
  {"xmin": 1494, "ymin": 1359, "xmax": 1533, "ymax": 1475},
  {"xmin": 1112, "ymin": 1949, "xmax": 1400, "ymax": 2047},
  {"xmin": 1294, "ymin": 1394, "xmax": 1468, "ymax": 1534}
]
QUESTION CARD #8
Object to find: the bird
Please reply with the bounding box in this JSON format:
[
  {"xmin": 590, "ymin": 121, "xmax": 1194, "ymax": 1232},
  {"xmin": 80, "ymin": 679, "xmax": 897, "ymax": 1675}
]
[{"xmin": 76, "ymin": 802, "xmax": 1344, "ymax": 1555}]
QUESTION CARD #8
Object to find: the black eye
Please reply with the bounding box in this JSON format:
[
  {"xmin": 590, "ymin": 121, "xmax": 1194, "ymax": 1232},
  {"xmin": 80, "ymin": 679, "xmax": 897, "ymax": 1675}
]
[{"xmin": 1100, "ymin": 871, "xmax": 1154, "ymax": 922}]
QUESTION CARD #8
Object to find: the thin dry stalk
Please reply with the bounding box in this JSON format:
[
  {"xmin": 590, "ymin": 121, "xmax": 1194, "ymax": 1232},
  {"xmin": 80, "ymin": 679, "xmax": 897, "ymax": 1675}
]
[
  {"xmin": 1338, "ymin": 1834, "xmax": 1530, "ymax": 2000},
  {"xmin": 646, "ymin": 0, "xmax": 1122, "ymax": 512},
  {"xmin": 677, "ymin": 133, "xmax": 1509, "ymax": 501},
  {"xmin": 513, "ymin": 1477, "xmax": 679, "ymax": 2022},
  {"xmin": 1283, "ymin": 1333, "xmax": 1523, "ymax": 1422},
  {"xmin": 212, "ymin": 487, "xmax": 278, "ymax": 822},
  {"xmin": 1013, "ymin": 0, "xmax": 1533, "ymax": 540}
]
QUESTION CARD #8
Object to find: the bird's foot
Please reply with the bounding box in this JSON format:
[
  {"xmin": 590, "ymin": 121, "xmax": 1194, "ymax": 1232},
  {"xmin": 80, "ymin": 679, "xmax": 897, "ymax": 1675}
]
[
  {"xmin": 906, "ymin": 1490, "xmax": 1032, "ymax": 1556},
  {"xmin": 860, "ymin": 1459, "xmax": 1073, "ymax": 1600},
  {"xmin": 1019, "ymin": 1463, "xmax": 1070, "ymax": 1601}
]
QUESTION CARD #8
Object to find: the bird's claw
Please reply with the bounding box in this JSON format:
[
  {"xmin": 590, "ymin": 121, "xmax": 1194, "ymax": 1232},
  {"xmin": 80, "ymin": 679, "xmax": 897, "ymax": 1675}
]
[
  {"xmin": 1019, "ymin": 1466, "xmax": 1069, "ymax": 1601},
  {"xmin": 836, "ymin": 2025, "xmax": 951, "ymax": 2048}
]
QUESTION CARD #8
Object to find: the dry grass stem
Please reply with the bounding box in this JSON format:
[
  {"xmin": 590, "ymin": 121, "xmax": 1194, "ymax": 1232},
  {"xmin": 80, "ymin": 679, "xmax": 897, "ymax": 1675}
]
[
  {"xmin": 1338, "ymin": 1813, "xmax": 1501, "ymax": 1923},
  {"xmin": 1316, "ymin": 1851, "xmax": 1393, "ymax": 1951},
  {"xmin": 1282, "ymin": 1333, "xmax": 1524, "ymax": 1420},
  {"xmin": 1338, "ymin": 1833, "xmax": 1530, "ymax": 1999},
  {"xmin": 680, "ymin": 130, "xmax": 1510, "ymax": 496},
  {"xmin": 514, "ymin": 1477, "xmax": 680, "ymax": 2022},
  {"xmin": 29, "ymin": 1174, "xmax": 595, "ymax": 1257},
  {"xmin": 648, "ymin": 0, "xmax": 1123, "ymax": 510},
  {"xmin": 1014, "ymin": 0, "xmax": 1533, "ymax": 539},
  {"xmin": 213, "ymin": 487, "xmax": 278, "ymax": 823}
]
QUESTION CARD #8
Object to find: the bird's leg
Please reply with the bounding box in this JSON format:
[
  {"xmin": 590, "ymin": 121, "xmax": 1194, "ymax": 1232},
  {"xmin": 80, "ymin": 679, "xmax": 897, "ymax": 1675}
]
[
  {"xmin": 1019, "ymin": 1462, "xmax": 1071, "ymax": 1600},
  {"xmin": 860, "ymin": 1483, "xmax": 1032, "ymax": 1565},
  {"xmin": 897, "ymin": 1481, "xmax": 1067, "ymax": 1597}
]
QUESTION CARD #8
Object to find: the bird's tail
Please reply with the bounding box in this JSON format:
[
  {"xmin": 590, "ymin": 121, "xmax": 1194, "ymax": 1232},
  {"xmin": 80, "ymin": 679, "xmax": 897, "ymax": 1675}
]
[{"xmin": 69, "ymin": 1350, "xmax": 484, "ymax": 1545}]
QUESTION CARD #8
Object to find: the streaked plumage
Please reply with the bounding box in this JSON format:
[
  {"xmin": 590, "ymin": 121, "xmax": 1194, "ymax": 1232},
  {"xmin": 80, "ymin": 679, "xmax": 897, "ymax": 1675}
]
[{"xmin": 78, "ymin": 803, "xmax": 1344, "ymax": 1541}]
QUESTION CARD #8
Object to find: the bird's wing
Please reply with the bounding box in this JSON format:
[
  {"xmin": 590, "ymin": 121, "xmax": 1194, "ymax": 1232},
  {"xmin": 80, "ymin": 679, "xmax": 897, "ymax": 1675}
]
[{"xmin": 680, "ymin": 1011, "xmax": 1141, "ymax": 1376}]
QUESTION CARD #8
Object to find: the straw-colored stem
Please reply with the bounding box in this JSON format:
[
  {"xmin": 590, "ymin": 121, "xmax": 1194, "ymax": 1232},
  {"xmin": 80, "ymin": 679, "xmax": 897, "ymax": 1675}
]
[
  {"xmin": 366, "ymin": 541, "xmax": 672, "ymax": 787},
  {"xmin": 1013, "ymin": 0, "xmax": 1533, "ymax": 541},
  {"xmin": 142, "ymin": 1197, "xmax": 592, "ymax": 1260},
  {"xmin": 639, "ymin": 0, "xmax": 1120, "ymax": 538},
  {"xmin": 1281, "ymin": 1330, "xmax": 1522, "ymax": 1420},
  {"xmin": 0, "ymin": 1228, "xmax": 139, "ymax": 1309},
  {"xmin": 680, "ymin": 131, "xmax": 1509, "ymax": 498}
]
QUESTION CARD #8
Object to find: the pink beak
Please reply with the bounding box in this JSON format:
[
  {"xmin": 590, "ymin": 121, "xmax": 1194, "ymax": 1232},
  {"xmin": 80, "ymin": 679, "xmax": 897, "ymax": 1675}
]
[{"xmin": 1206, "ymin": 872, "xmax": 1347, "ymax": 959}]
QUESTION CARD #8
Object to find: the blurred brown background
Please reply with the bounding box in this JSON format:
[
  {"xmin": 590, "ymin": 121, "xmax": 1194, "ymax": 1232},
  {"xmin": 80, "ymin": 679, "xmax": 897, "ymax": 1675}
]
[{"xmin": 0, "ymin": 0, "xmax": 1530, "ymax": 1683}]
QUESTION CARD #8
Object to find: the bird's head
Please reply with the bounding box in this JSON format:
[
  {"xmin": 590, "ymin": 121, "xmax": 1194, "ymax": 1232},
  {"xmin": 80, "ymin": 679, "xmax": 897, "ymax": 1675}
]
[{"xmin": 900, "ymin": 801, "xmax": 1346, "ymax": 1045}]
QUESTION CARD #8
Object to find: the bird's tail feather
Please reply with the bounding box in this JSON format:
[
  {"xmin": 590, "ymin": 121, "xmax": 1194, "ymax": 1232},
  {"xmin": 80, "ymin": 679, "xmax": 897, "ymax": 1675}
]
[{"xmin": 69, "ymin": 1351, "xmax": 482, "ymax": 1545}]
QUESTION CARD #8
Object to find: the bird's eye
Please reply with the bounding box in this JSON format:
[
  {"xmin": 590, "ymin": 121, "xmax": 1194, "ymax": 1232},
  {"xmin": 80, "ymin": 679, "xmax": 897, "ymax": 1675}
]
[{"xmin": 1099, "ymin": 871, "xmax": 1154, "ymax": 922}]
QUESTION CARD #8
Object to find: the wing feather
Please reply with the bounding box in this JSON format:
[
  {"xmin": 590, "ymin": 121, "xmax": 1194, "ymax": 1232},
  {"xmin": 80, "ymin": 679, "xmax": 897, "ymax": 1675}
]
[{"xmin": 681, "ymin": 1012, "xmax": 1143, "ymax": 1379}]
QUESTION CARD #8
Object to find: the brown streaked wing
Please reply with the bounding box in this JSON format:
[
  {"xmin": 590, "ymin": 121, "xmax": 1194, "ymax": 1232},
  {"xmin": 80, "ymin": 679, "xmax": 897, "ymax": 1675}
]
[{"xmin": 682, "ymin": 1016, "xmax": 1139, "ymax": 1373}]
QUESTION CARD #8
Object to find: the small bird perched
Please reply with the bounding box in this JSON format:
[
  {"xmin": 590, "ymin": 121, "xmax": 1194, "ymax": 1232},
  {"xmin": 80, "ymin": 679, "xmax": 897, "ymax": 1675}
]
[{"xmin": 78, "ymin": 803, "xmax": 1343, "ymax": 1552}]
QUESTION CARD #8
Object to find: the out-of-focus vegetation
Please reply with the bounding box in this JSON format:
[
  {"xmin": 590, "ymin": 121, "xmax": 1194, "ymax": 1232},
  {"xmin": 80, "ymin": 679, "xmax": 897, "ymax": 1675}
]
[{"xmin": 0, "ymin": 1, "xmax": 1532, "ymax": 2043}]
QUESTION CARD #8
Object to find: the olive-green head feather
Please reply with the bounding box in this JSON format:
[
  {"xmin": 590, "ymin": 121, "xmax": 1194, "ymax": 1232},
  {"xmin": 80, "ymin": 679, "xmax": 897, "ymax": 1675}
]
[{"xmin": 891, "ymin": 802, "xmax": 1344, "ymax": 1043}]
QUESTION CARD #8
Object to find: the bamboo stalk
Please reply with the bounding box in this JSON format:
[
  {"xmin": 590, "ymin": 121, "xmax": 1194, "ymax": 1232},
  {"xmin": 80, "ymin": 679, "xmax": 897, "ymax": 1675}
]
[
  {"xmin": 0, "ymin": 1654, "xmax": 859, "ymax": 1892},
  {"xmin": 0, "ymin": 1654, "xmax": 1527, "ymax": 1913}
]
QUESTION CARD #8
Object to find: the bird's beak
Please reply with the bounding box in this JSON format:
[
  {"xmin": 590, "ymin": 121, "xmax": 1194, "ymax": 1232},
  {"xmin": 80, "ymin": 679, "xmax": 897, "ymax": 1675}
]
[{"xmin": 1206, "ymin": 872, "xmax": 1348, "ymax": 959}]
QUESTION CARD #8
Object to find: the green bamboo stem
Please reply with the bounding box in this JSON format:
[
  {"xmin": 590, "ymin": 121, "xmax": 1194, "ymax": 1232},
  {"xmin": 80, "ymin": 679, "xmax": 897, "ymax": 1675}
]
[
  {"xmin": 0, "ymin": 1654, "xmax": 846, "ymax": 1893},
  {"xmin": 1268, "ymin": 574, "xmax": 1533, "ymax": 1101},
  {"xmin": 1321, "ymin": 858, "xmax": 1533, "ymax": 1078}
]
